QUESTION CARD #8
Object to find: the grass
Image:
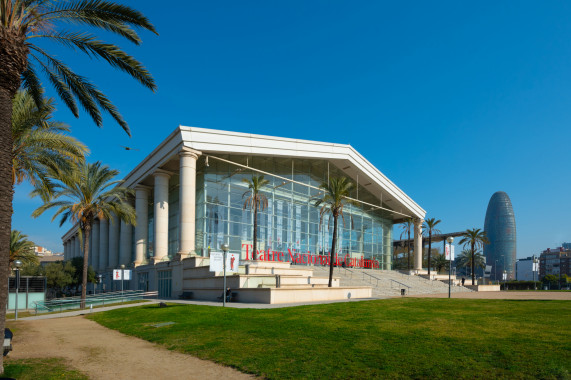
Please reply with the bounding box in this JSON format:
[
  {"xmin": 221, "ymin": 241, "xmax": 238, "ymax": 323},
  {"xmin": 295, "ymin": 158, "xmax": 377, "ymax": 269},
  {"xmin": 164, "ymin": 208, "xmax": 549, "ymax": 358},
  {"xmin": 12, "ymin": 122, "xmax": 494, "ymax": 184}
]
[
  {"xmin": 89, "ymin": 299, "xmax": 570, "ymax": 379},
  {"xmin": 1, "ymin": 358, "xmax": 88, "ymax": 379}
]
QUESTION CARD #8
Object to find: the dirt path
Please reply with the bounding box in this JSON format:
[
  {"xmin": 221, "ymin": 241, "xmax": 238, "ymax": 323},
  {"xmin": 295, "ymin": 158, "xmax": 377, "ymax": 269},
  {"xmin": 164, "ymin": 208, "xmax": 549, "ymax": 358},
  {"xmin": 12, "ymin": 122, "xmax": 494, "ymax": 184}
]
[{"xmin": 8, "ymin": 316, "xmax": 255, "ymax": 380}]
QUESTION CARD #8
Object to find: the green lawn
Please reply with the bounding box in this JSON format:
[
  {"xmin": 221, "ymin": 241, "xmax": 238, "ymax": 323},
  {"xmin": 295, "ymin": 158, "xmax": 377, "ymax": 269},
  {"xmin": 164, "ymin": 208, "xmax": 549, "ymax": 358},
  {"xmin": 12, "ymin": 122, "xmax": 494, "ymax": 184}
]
[
  {"xmin": 89, "ymin": 299, "xmax": 570, "ymax": 379},
  {"xmin": 1, "ymin": 358, "xmax": 88, "ymax": 379}
]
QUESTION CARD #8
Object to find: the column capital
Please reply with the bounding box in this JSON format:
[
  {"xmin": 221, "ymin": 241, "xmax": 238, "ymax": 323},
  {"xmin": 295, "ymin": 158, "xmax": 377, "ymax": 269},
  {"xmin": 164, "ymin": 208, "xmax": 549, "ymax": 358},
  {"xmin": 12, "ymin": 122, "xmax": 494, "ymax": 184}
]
[
  {"xmin": 153, "ymin": 169, "xmax": 173, "ymax": 179},
  {"xmin": 413, "ymin": 218, "xmax": 424, "ymax": 226},
  {"xmin": 134, "ymin": 184, "xmax": 152, "ymax": 192},
  {"xmin": 179, "ymin": 147, "xmax": 202, "ymax": 160}
]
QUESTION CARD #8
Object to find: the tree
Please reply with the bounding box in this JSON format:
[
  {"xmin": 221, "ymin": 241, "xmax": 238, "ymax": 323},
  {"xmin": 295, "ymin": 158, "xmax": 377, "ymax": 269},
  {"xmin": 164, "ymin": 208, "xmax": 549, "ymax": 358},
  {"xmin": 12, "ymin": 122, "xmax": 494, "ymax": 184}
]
[
  {"xmin": 69, "ymin": 257, "xmax": 96, "ymax": 291},
  {"xmin": 44, "ymin": 261, "xmax": 75, "ymax": 298},
  {"xmin": 400, "ymin": 218, "xmax": 413, "ymax": 270},
  {"xmin": 242, "ymin": 175, "xmax": 269, "ymax": 260},
  {"xmin": 456, "ymin": 249, "xmax": 485, "ymax": 279},
  {"xmin": 12, "ymin": 89, "xmax": 87, "ymax": 191},
  {"xmin": 0, "ymin": 1, "xmax": 156, "ymax": 371},
  {"xmin": 423, "ymin": 218, "xmax": 441, "ymax": 275},
  {"xmin": 313, "ymin": 177, "xmax": 354, "ymax": 287},
  {"xmin": 458, "ymin": 228, "xmax": 489, "ymax": 285},
  {"xmin": 9, "ymin": 230, "xmax": 37, "ymax": 267},
  {"xmin": 33, "ymin": 161, "xmax": 135, "ymax": 309},
  {"xmin": 432, "ymin": 252, "xmax": 449, "ymax": 273}
]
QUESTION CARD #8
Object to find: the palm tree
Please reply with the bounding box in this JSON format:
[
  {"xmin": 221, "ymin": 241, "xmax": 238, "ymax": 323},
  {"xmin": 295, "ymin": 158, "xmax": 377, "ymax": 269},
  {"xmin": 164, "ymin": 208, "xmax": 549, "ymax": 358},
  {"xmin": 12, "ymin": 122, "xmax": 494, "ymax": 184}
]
[
  {"xmin": 458, "ymin": 228, "xmax": 489, "ymax": 285},
  {"xmin": 313, "ymin": 177, "xmax": 354, "ymax": 287},
  {"xmin": 32, "ymin": 161, "xmax": 135, "ymax": 309},
  {"xmin": 0, "ymin": 2, "xmax": 156, "ymax": 369},
  {"xmin": 400, "ymin": 218, "xmax": 413, "ymax": 270},
  {"xmin": 456, "ymin": 248, "xmax": 485, "ymax": 279},
  {"xmin": 432, "ymin": 253, "xmax": 448, "ymax": 273},
  {"xmin": 12, "ymin": 89, "xmax": 87, "ymax": 191},
  {"xmin": 423, "ymin": 218, "xmax": 441, "ymax": 275},
  {"xmin": 10, "ymin": 230, "xmax": 38, "ymax": 267},
  {"xmin": 242, "ymin": 175, "xmax": 269, "ymax": 260}
]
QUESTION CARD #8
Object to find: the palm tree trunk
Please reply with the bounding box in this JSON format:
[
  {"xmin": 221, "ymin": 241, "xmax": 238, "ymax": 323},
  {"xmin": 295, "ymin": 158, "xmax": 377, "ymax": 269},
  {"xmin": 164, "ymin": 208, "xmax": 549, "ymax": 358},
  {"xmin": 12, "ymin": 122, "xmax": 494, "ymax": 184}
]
[
  {"xmin": 252, "ymin": 202, "xmax": 258, "ymax": 261},
  {"xmin": 0, "ymin": 30, "xmax": 28, "ymax": 373},
  {"xmin": 471, "ymin": 242, "xmax": 475, "ymax": 286},
  {"xmin": 0, "ymin": 88, "xmax": 17, "ymax": 374},
  {"xmin": 427, "ymin": 234, "xmax": 432, "ymax": 275},
  {"xmin": 80, "ymin": 225, "xmax": 91, "ymax": 309},
  {"xmin": 328, "ymin": 214, "xmax": 339, "ymax": 287}
]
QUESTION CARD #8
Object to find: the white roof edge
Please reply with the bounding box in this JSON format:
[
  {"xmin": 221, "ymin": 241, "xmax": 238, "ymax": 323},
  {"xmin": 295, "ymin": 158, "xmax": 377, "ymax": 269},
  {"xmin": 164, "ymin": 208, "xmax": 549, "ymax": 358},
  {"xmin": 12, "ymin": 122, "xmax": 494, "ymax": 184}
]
[{"xmin": 179, "ymin": 126, "xmax": 425, "ymax": 219}]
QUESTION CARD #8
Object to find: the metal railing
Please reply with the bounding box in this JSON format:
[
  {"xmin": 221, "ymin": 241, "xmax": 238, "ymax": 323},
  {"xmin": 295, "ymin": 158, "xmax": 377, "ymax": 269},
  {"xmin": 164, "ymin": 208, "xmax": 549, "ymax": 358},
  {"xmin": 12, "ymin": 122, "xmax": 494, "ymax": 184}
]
[
  {"xmin": 33, "ymin": 290, "xmax": 157, "ymax": 314},
  {"xmin": 390, "ymin": 279, "xmax": 411, "ymax": 293}
]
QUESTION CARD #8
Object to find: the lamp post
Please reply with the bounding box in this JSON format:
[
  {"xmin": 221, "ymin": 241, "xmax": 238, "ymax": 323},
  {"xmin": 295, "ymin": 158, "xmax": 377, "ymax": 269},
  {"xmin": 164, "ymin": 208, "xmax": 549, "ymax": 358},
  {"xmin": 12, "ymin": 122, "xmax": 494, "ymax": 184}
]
[
  {"xmin": 221, "ymin": 244, "xmax": 229, "ymax": 307},
  {"xmin": 97, "ymin": 274, "xmax": 102, "ymax": 295},
  {"xmin": 446, "ymin": 237, "xmax": 454, "ymax": 299},
  {"xmin": 13, "ymin": 260, "xmax": 22, "ymax": 320},
  {"xmin": 502, "ymin": 270, "xmax": 507, "ymax": 290},
  {"xmin": 494, "ymin": 259, "xmax": 498, "ymax": 284},
  {"xmin": 531, "ymin": 255, "xmax": 539, "ymax": 290},
  {"xmin": 120, "ymin": 264, "xmax": 125, "ymax": 301}
]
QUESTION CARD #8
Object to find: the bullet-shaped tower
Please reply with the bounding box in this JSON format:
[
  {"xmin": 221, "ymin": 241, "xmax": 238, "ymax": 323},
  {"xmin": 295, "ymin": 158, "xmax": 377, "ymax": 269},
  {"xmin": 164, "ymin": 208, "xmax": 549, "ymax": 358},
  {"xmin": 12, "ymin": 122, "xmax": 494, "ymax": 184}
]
[{"xmin": 484, "ymin": 191, "xmax": 516, "ymax": 281}]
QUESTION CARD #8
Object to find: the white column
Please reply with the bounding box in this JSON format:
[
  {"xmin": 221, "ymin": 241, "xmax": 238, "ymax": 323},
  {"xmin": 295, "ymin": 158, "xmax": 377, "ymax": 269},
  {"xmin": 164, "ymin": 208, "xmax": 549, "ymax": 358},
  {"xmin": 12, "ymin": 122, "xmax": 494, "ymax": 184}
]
[
  {"xmin": 119, "ymin": 220, "xmax": 133, "ymax": 266},
  {"xmin": 99, "ymin": 218, "xmax": 109, "ymax": 270},
  {"xmin": 74, "ymin": 235, "xmax": 80, "ymax": 258},
  {"xmin": 69, "ymin": 237, "xmax": 74, "ymax": 258},
  {"xmin": 135, "ymin": 186, "xmax": 150, "ymax": 266},
  {"xmin": 153, "ymin": 170, "xmax": 171, "ymax": 263},
  {"xmin": 414, "ymin": 218, "xmax": 423, "ymax": 271},
  {"xmin": 92, "ymin": 220, "xmax": 100, "ymax": 271},
  {"xmin": 63, "ymin": 241, "xmax": 68, "ymax": 260},
  {"xmin": 108, "ymin": 214, "xmax": 120, "ymax": 269},
  {"xmin": 178, "ymin": 148, "xmax": 201, "ymax": 259},
  {"xmin": 88, "ymin": 228, "xmax": 93, "ymax": 267}
]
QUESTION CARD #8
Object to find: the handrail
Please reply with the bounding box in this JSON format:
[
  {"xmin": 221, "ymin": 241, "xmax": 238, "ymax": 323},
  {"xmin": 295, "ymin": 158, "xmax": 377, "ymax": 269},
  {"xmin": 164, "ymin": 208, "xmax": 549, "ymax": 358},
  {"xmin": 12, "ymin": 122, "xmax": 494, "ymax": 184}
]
[
  {"xmin": 390, "ymin": 279, "xmax": 411, "ymax": 291},
  {"xmin": 33, "ymin": 290, "xmax": 155, "ymax": 314},
  {"xmin": 361, "ymin": 271, "xmax": 382, "ymax": 287}
]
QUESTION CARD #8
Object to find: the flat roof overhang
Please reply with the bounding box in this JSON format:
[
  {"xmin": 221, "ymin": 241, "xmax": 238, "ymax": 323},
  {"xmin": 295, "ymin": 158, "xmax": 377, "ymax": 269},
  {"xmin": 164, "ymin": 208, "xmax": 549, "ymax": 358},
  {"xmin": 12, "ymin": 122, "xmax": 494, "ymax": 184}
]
[{"xmin": 63, "ymin": 126, "xmax": 426, "ymax": 239}]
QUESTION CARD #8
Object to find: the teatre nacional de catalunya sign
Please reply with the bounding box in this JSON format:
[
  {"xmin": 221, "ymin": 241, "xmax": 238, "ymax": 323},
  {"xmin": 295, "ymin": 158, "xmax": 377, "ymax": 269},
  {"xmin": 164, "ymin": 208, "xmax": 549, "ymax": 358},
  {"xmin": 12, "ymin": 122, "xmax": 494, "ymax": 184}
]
[{"xmin": 241, "ymin": 244, "xmax": 380, "ymax": 269}]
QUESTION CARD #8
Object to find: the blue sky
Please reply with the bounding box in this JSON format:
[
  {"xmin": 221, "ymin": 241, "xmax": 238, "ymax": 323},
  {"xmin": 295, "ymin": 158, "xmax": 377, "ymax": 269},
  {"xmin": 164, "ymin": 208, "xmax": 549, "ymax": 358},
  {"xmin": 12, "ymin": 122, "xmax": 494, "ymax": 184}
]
[{"xmin": 12, "ymin": 1, "xmax": 571, "ymax": 257}]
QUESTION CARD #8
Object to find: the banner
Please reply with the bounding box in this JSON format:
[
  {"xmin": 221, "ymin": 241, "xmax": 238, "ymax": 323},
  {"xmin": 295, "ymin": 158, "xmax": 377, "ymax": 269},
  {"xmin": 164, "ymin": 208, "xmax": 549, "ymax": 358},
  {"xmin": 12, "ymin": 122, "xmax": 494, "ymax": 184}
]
[
  {"xmin": 445, "ymin": 245, "xmax": 455, "ymax": 260},
  {"xmin": 113, "ymin": 269, "xmax": 132, "ymax": 280},
  {"xmin": 210, "ymin": 251, "xmax": 239, "ymax": 273},
  {"xmin": 227, "ymin": 253, "xmax": 239, "ymax": 273},
  {"xmin": 209, "ymin": 251, "xmax": 224, "ymax": 272}
]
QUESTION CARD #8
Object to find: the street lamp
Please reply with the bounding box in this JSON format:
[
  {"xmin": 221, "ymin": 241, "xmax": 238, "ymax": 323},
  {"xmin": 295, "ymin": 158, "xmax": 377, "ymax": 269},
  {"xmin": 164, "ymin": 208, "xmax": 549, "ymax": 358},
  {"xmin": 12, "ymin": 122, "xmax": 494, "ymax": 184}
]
[
  {"xmin": 446, "ymin": 237, "xmax": 454, "ymax": 299},
  {"xmin": 221, "ymin": 244, "xmax": 229, "ymax": 307},
  {"xmin": 13, "ymin": 260, "xmax": 22, "ymax": 320},
  {"xmin": 97, "ymin": 274, "xmax": 103, "ymax": 294},
  {"xmin": 531, "ymin": 255, "xmax": 539, "ymax": 290},
  {"xmin": 120, "ymin": 264, "xmax": 125, "ymax": 301},
  {"xmin": 503, "ymin": 270, "xmax": 507, "ymax": 290}
]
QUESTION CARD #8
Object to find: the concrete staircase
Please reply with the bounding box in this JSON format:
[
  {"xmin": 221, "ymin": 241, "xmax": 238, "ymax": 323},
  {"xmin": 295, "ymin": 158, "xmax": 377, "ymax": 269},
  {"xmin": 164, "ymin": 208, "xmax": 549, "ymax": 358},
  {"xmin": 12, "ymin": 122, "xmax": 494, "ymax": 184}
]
[
  {"xmin": 180, "ymin": 257, "xmax": 371, "ymax": 304},
  {"xmin": 310, "ymin": 266, "xmax": 474, "ymax": 297}
]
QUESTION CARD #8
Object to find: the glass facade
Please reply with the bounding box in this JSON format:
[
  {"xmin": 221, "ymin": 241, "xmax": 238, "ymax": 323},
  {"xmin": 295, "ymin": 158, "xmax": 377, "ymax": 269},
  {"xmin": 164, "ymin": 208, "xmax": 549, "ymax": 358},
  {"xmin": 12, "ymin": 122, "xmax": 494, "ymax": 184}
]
[
  {"xmin": 484, "ymin": 191, "xmax": 516, "ymax": 280},
  {"xmin": 194, "ymin": 155, "xmax": 394, "ymax": 270}
]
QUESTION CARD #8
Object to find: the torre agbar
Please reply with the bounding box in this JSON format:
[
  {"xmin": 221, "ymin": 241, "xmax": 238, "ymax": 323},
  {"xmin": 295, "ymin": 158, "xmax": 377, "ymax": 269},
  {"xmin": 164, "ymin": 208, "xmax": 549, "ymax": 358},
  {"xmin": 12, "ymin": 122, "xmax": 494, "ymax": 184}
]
[{"xmin": 61, "ymin": 127, "xmax": 426, "ymax": 301}]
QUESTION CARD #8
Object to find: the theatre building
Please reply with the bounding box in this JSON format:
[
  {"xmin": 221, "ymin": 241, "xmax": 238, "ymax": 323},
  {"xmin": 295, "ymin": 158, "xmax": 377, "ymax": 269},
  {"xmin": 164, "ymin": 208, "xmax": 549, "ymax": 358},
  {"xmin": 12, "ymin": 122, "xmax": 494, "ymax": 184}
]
[{"xmin": 62, "ymin": 127, "xmax": 426, "ymax": 302}]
